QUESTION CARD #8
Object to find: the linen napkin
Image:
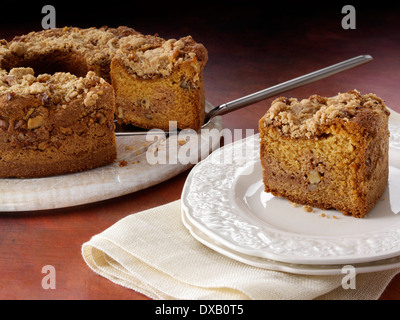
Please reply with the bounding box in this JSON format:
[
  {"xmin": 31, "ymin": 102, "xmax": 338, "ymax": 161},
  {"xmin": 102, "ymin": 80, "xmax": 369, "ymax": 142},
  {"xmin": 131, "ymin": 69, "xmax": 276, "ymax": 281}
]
[{"xmin": 82, "ymin": 200, "xmax": 400, "ymax": 300}]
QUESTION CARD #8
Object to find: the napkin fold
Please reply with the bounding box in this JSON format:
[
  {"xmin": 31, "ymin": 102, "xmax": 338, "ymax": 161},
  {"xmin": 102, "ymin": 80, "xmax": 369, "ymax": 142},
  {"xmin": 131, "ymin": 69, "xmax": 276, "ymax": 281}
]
[{"xmin": 82, "ymin": 200, "xmax": 399, "ymax": 300}]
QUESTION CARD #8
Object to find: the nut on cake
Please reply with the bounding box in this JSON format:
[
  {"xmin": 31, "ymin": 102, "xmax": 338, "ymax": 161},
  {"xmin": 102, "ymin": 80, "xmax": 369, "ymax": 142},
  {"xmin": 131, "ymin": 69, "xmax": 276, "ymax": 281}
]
[{"xmin": 259, "ymin": 90, "xmax": 390, "ymax": 218}]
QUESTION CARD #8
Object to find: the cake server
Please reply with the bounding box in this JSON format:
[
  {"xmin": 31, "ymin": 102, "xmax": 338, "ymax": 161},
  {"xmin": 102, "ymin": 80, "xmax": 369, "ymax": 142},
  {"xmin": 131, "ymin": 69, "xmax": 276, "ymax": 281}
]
[{"xmin": 115, "ymin": 54, "xmax": 373, "ymax": 136}]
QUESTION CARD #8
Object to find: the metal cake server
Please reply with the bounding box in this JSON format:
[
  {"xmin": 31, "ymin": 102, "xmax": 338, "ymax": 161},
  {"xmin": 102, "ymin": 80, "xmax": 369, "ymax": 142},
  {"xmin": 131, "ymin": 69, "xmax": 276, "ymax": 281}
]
[{"xmin": 115, "ymin": 54, "xmax": 373, "ymax": 136}]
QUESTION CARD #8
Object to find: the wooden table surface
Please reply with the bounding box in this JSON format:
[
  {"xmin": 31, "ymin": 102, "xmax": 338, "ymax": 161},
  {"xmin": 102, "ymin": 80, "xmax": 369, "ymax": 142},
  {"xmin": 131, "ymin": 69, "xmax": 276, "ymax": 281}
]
[{"xmin": 1, "ymin": 3, "xmax": 400, "ymax": 300}]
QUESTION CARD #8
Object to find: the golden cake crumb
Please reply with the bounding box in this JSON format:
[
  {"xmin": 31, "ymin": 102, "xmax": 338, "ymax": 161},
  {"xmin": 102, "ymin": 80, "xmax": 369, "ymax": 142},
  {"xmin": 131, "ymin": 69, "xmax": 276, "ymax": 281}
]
[
  {"xmin": 303, "ymin": 205, "xmax": 314, "ymax": 213},
  {"xmin": 119, "ymin": 160, "xmax": 128, "ymax": 167},
  {"xmin": 178, "ymin": 139, "xmax": 187, "ymax": 146}
]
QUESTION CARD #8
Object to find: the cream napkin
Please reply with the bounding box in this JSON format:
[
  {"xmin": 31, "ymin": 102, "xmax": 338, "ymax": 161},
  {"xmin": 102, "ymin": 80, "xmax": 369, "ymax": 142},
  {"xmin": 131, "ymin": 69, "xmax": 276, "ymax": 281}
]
[{"xmin": 82, "ymin": 200, "xmax": 399, "ymax": 300}]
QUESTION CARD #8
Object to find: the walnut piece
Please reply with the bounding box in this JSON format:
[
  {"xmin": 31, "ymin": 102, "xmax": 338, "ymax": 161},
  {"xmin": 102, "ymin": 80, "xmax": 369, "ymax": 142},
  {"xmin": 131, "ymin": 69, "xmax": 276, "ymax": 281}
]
[
  {"xmin": 308, "ymin": 170, "xmax": 321, "ymax": 184},
  {"xmin": 95, "ymin": 112, "xmax": 106, "ymax": 124},
  {"xmin": 27, "ymin": 116, "xmax": 44, "ymax": 129},
  {"xmin": 0, "ymin": 119, "xmax": 9, "ymax": 130}
]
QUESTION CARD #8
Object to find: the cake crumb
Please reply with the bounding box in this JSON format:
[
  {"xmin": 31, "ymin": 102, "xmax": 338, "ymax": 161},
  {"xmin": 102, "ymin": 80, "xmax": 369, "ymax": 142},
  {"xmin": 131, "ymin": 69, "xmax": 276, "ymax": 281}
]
[
  {"xmin": 119, "ymin": 160, "xmax": 128, "ymax": 167},
  {"xmin": 178, "ymin": 139, "xmax": 187, "ymax": 146},
  {"xmin": 303, "ymin": 205, "xmax": 314, "ymax": 213}
]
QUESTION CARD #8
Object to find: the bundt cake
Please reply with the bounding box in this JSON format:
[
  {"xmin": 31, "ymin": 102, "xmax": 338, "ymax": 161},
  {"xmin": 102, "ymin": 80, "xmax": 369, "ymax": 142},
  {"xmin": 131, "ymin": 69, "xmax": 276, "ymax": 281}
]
[
  {"xmin": 0, "ymin": 26, "xmax": 208, "ymax": 178},
  {"xmin": 259, "ymin": 90, "xmax": 390, "ymax": 218}
]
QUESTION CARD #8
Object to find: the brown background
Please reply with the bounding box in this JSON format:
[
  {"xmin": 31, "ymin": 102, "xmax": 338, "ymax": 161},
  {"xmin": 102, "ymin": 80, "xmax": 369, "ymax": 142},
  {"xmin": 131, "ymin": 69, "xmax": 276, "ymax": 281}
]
[{"xmin": 1, "ymin": 1, "xmax": 400, "ymax": 299}]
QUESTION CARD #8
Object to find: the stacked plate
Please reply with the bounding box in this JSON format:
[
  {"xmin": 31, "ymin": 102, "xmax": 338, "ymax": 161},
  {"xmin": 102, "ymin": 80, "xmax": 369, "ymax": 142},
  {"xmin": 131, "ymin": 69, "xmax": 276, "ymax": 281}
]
[{"xmin": 181, "ymin": 109, "xmax": 400, "ymax": 275}]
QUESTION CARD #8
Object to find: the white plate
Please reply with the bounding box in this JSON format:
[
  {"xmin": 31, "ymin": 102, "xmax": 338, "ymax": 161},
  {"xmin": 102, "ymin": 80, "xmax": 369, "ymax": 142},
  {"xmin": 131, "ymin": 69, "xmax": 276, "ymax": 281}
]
[
  {"xmin": 0, "ymin": 101, "xmax": 223, "ymax": 212},
  {"xmin": 182, "ymin": 206, "xmax": 400, "ymax": 275},
  {"xmin": 182, "ymin": 109, "xmax": 400, "ymax": 266}
]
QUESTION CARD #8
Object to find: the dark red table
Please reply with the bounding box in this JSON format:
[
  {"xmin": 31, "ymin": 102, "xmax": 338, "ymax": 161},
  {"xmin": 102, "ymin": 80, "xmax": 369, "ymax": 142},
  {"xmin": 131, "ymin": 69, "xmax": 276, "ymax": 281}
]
[{"xmin": 1, "ymin": 3, "xmax": 400, "ymax": 299}]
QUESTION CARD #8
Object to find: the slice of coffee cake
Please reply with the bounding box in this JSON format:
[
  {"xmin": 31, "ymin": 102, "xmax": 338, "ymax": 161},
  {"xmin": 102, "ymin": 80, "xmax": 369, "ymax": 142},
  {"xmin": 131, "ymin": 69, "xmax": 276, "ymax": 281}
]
[{"xmin": 259, "ymin": 90, "xmax": 390, "ymax": 218}]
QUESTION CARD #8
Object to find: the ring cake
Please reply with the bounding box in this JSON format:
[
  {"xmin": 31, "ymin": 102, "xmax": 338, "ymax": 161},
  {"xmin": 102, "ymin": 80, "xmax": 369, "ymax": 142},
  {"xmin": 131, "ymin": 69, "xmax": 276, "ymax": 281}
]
[
  {"xmin": 0, "ymin": 26, "xmax": 208, "ymax": 178},
  {"xmin": 259, "ymin": 90, "xmax": 390, "ymax": 218}
]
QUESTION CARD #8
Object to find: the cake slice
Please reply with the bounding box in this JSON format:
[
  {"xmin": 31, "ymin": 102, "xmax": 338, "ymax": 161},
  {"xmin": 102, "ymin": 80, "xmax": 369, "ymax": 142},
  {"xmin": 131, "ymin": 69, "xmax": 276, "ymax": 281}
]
[
  {"xmin": 110, "ymin": 35, "xmax": 208, "ymax": 131},
  {"xmin": 259, "ymin": 90, "xmax": 390, "ymax": 218},
  {"xmin": 0, "ymin": 68, "xmax": 116, "ymax": 178}
]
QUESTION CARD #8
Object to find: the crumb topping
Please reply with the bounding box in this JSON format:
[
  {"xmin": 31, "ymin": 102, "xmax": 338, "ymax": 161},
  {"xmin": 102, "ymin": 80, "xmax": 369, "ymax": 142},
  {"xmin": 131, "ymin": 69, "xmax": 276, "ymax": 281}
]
[
  {"xmin": 0, "ymin": 27, "xmax": 139, "ymax": 68},
  {"xmin": 116, "ymin": 35, "xmax": 208, "ymax": 79},
  {"xmin": 0, "ymin": 67, "xmax": 106, "ymax": 107},
  {"xmin": 0, "ymin": 26, "xmax": 207, "ymax": 79},
  {"xmin": 263, "ymin": 90, "xmax": 389, "ymax": 138}
]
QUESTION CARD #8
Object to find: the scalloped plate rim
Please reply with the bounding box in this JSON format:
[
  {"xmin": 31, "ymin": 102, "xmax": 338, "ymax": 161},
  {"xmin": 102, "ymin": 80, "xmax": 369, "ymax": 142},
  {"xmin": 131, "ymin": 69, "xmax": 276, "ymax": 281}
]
[{"xmin": 182, "ymin": 108, "xmax": 400, "ymax": 266}]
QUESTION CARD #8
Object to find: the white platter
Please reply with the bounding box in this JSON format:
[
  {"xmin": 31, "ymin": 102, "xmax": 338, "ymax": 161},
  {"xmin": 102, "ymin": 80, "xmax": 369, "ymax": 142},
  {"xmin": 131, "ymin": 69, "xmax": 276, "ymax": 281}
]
[
  {"xmin": 0, "ymin": 102, "xmax": 223, "ymax": 212},
  {"xmin": 181, "ymin": 109, "xmax": 400, "ymax": 267}
]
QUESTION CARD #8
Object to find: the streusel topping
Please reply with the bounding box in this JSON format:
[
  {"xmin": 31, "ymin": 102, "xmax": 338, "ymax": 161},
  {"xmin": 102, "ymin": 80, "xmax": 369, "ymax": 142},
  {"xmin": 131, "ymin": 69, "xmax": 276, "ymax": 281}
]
[
  {"xmin": 263, "ymin": 90, "xmax": 389, "ymax": 138},
  {"xmin": 0, "ymin": 27, "xmax": 138, "ymax": 67},
  {"xmin": 116, "ymin": 35, "xmax": 208, "ymax": 79},
  {"xmin": 0, "ymin": 27, "xmax": 207, "ymax": 79},
  {"xmin": 0, "ymin": 67, "xmax": 106, "ymax": 107}
]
